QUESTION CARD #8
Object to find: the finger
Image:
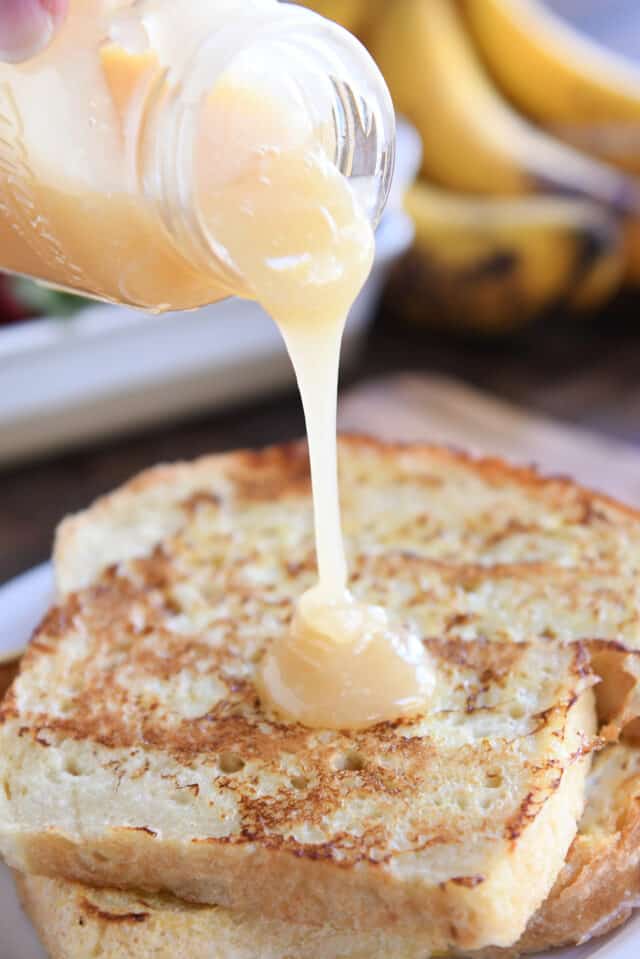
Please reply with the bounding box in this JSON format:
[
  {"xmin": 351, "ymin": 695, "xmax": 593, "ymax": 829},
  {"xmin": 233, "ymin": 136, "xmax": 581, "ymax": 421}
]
[{"xmin": 0, "ymin": 0, "xmax": 67, "ymax": 63}]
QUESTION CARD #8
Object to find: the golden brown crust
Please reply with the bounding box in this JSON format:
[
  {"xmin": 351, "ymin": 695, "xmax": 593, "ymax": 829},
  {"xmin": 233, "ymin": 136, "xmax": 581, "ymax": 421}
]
[
  {"xmin": 13, "ymin": 741, "xmax": 640, "ymax": 959},
  {"xmin": 475, "ymin": 741, "xmax": 640, "ymax": 957},
  {"xmin": 512, "ymin": 827, "xmax": 640, "ymax": 954}
]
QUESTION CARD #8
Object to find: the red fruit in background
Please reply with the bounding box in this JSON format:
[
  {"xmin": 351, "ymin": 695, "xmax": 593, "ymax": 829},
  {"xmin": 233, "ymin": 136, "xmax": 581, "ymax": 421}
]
[
  {"xmin": 0, "ymin": 273, "xmax": 88, "ymax": 324},
  {"xmin": 0, "ymin": 273, "xmax": 30, "ymax": 325}
]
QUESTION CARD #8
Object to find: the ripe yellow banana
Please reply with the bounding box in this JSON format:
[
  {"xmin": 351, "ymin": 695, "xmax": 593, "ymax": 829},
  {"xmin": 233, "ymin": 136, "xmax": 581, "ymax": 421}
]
[
  {"xmin": 369, "ymin": 0, "xmax": 640, "ymax": 280},
  {"xmin": 388, "ymin": 182, "xmax": 624, "ymax": 333},
  {"xmin": 294, "ymin": 0, "xmax": 370, "ymax": 36},
  {"xmin": 462, "ymin": 0, "xmax": 640, "ymax": 177}
]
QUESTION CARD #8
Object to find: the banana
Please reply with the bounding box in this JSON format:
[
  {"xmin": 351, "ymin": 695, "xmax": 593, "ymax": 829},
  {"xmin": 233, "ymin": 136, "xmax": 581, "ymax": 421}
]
[
  {"xmin": 462, "ymin": 0, "xmax": 640, "ymax": 177},
  {"xmin": 293, "ymin": 0, "xmax": 370, "ymax": 36},
  {"xmin": 369, "ymin": 0, "xmax": 640, "ymax": 280},
  {"xmin": 294, "ymin": 0, "xmax": 386, "ymax": 43},
  {"xmin": 385, "ymin": 181, "xmax": 624, "ymax": 333}
]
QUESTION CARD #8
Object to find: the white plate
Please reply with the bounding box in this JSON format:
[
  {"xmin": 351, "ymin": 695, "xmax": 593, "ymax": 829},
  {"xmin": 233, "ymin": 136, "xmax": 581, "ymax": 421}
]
[
  {"xmin": 0, "ymin": 564, "xmax": 54, "ymax": 665},
  {"xmin": 0, "ymin": 563, "xmax": 639, "ymax": 958}
]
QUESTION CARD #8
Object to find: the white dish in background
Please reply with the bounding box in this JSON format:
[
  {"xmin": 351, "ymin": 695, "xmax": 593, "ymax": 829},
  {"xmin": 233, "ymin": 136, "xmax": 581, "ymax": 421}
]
[
  {"xmin": 0, "ymin": 123, "xmax": 420, "ymax": 470},
  {"xmin": 0, "ymin": 563, "xmax": 54, "ymax": 664},
  {"xmin": 1, "ymin": 560, "xmax": 639, "ymax": 958}
]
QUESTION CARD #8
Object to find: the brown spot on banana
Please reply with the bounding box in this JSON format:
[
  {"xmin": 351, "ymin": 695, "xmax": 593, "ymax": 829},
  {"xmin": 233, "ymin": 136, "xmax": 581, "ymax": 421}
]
[{"xmin": 569, "ymin": 219, "xmax": 625, "ymax": 311}]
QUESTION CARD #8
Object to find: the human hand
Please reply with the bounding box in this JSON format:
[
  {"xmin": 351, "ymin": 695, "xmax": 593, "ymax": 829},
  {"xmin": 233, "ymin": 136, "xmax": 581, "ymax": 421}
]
[{"xmin": 0, "ymin": 0, "xmax": 67, "ymax": 63}]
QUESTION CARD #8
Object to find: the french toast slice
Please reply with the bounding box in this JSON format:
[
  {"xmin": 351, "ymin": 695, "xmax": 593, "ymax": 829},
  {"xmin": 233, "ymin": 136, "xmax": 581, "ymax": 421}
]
[
  {"xmin": 51, "ymin": 436, "xmax": 640, "ymax": 736},
  {"xmin": 14, "ymin": 741, "xmax": 640, "ymax": 959},
  {"xmin": 485, "ymin": 739, "xmax": 640, "ymax": 957},
  {"xmin": 0, "ymin": 438, "xmax": 613, "ymax": 948}
]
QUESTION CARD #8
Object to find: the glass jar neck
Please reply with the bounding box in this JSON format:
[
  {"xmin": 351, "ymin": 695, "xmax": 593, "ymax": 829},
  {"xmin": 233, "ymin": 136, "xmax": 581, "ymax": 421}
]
[{"xmin": 138, "ymin": 3, "xmax": 396, "ymax": 289}]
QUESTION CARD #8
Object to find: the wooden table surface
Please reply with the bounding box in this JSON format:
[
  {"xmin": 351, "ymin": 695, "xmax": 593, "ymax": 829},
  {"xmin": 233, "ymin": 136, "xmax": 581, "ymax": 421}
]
[{"xmin": 2, "ymin": 297, "xmax": 640, "ymax": 587}]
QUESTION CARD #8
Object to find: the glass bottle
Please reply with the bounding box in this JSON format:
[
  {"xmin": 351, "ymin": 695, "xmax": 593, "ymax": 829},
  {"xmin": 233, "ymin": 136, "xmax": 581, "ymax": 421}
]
[{"xmin": 0, "ymin": 0, "xmax": 395, "ymax": 312}]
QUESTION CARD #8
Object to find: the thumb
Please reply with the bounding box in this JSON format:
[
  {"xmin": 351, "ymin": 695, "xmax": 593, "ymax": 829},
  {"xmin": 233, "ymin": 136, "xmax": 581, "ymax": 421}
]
[{"xmin": 0, "ymin": 0, "xmax": 67, "ymax": 63}]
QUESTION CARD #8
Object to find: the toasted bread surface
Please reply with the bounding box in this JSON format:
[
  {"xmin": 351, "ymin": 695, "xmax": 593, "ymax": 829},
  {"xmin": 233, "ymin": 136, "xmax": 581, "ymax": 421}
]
[
  {"xmin": 50, "ymin": 437, "xmax": 640, "ymax": 738},
  {"xmin": 16, "ymin": 742, "xmax": 640, "ymax": 959},
  {"xmin": 15, "ymin": 870, "xmax": 435, "ymax": 959},
  {"xmin": 51, "ymin": 438, "xmax": 640, "ymax": 732},
  {"xmin": 477, "ymin": 740, "xmax": 640, "ymax": 956},
  {"xmin": 53, "ymin": 438, "xmax": 640, "ymax": 599},
  {"xmin": 0, "ymin": 437, "xmax": 622, "ymax": 946}
]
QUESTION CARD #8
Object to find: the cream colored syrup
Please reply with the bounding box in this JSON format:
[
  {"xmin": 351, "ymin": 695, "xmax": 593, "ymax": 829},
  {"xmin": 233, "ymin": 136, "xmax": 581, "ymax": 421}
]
[
  {"xmin": 208, "ymin": 79, "xmax": 435, "ymax": 729},
  {"xmin": 258, "ymin": 589, "xmax": 435, "ymax": 730}
]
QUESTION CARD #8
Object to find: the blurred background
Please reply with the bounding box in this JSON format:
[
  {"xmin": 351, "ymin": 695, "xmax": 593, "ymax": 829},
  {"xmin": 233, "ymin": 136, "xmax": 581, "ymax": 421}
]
[{"xmin": 3, "ymin": 0, "xmax": 640, "ymax": 584}]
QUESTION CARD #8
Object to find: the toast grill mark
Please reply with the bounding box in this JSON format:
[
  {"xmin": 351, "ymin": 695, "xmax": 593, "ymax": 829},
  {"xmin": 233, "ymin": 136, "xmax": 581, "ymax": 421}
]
[
  {"xmin": 505, "ymin": 779, "xmax": 564, "ymax": 845},
  {"xmin": 181, "ymin": 492, "xmax": 222, "ymax": 515},
  {"xmin": 449, "ymin": 875, "xmax": 485, "ymax": 888},
  {"xmin": 80, "ymin": 897, "xmax": 150, "ymax": 924}
]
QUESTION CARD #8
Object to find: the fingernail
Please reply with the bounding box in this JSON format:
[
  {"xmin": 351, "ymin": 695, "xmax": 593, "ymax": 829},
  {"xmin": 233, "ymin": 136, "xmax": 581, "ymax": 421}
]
[{"xmin": 0, "ymin": 0, "xmax": 55, "ymax": 64}]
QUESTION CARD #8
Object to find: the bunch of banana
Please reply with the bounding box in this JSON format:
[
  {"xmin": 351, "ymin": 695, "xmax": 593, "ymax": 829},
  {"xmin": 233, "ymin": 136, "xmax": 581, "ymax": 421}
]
[{"xmin": 299, "ymin": 0, "xmax": 640, "ymax": 332}]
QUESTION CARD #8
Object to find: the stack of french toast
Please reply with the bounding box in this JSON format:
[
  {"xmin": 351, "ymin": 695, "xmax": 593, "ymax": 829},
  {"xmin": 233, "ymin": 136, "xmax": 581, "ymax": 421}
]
[{"xmin": 1, "ymin": 437, "xmax": 639, "ymax": 957}]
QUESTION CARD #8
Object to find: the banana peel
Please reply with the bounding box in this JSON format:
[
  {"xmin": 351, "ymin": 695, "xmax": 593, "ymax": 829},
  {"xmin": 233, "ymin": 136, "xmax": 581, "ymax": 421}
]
[{"xmin": 386, "ymin": 181, "xmax": 625, "ymax": 334}]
